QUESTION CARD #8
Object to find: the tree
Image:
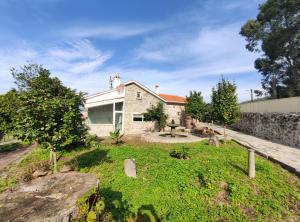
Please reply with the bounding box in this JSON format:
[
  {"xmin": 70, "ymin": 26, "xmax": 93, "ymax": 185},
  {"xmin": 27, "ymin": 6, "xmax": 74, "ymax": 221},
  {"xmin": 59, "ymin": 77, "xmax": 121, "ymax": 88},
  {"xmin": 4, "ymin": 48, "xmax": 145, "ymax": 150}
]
[
  {"xmin": 185, "ymin": 91, "xmax": 206, "ymax": 122},
  {"xmin": 11, "ymin": 64, "xmax": 86, "ymax": 172},
  {"xmin": 240, "ymin": 0, "xmax": 300, "ymax": 98},
  {"xmin": 211, "ymin": 78, "xmax": 240, "ymax": 140},
  {"xmin": 0, "ymin": 90, "xmax": 19, "ymax": 140},
  {"xmin": 144, "ymin": 102, "xmax": 168, "ymax": 131}
]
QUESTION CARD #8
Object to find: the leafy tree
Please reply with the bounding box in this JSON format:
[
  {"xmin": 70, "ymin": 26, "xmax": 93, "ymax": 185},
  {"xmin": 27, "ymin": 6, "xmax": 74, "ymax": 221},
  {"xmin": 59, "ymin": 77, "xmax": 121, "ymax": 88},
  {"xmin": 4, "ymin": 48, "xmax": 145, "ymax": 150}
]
[
  {"xmin": 240, "ymin": 0, "xmax": 300, "ymax": 98},
  {"xmin": 11, "ymin": 64, "xmax": 86, "ymax": 172},
  {"xmin": 144, "ymin": 102, "xmax": 168, "ymax": 131},
  {"xmin": 185, "ymin": 91, "xmax": 206, "ymax": 121},
  {"xmin": 0, "ymin": 90, "xmax": 19, "ymax": 140},
  {"xmin": 211, "ymin": 78, "xmax": 240, "ymax": 140}
]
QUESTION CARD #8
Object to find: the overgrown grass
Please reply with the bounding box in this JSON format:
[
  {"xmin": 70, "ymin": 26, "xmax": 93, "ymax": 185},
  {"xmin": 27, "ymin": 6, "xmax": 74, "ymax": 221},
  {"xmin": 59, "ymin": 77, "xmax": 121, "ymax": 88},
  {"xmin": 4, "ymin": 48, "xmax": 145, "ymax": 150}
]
[{"xmin": 1, "ymin": 140, "xmax": 300, "ymax": 221}]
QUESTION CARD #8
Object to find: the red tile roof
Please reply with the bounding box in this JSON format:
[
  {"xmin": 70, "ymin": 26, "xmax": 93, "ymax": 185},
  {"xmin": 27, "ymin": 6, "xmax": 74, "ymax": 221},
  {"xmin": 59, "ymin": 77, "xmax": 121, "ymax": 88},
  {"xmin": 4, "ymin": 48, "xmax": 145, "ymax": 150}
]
[{"xmin": 159, "ymin": 94, "xmax": 186, "ymax": 103}]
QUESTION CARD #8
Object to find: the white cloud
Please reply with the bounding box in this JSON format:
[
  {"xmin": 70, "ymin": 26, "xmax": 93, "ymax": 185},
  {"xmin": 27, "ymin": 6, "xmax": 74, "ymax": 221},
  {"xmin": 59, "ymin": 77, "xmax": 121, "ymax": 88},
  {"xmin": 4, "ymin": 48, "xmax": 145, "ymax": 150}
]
[
  {"xmin": 61, "ymin": 23, "xmax": 167, "ymax": 40},
  {"xmin": 0, "ymin": 39, "xmax": 111, "ymax": 93},
  {"xmin": 134, "ymin": 23, "xmax": 258, "ymax": 75}
]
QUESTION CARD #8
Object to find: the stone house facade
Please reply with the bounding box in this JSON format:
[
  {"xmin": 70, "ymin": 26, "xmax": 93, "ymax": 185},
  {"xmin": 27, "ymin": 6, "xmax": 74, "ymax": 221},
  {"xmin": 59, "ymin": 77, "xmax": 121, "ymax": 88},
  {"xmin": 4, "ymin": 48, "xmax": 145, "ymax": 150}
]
[{"xmin": 84, "ymin": 75, "xmax": 186, "ymax": 137}]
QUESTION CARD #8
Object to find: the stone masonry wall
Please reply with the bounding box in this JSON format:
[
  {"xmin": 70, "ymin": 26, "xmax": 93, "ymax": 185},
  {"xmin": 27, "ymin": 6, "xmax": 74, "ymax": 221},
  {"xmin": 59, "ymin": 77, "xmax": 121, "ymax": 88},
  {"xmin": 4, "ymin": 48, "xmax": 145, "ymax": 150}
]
[
  {"xmin": 124, "ymin": 83, "xmax": 160, "ymax": 134},
  {"xmin": 232, "ymin": 112, "xmax": 300, "ymax": 148},
  {"xmin": 165, "ymin": 103, "xmax": 186, "ymax": 126},
  {"xmin": 124, "ymin": 83, "xmax": 186, "ymax": 134}
]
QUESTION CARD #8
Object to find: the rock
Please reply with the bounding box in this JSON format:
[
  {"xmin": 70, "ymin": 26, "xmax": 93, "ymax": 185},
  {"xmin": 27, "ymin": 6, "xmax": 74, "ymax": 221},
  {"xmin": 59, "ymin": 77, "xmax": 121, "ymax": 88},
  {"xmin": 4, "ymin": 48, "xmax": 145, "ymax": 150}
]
[
  {"xmin": 209, "ymin": 135, "xmax": 220, "ymax": 147},
  {"xmin": 0, "ymin": 172, "xmax": 98, "ymax": 222},
  {"xmin": 32, "ymin": 169, "xmax": 48, "ymax": 178},
  {"xmin": 124, "ymin": 159, "xmax": 137, "ymax": 178},
  {"xmin": 60, "ymin": 164, "xmax": 73, "ymax": 173}
]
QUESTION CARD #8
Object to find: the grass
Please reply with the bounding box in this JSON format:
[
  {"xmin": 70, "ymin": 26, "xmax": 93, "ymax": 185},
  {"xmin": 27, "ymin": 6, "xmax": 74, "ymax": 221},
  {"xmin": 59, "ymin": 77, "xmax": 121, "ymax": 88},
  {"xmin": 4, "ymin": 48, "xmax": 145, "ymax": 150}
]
[
  {"xmin": 1, "ymin": 139, "xmax": 300, "ymax": 221},
  {"xmin": 0, "ymin": 142, "xmax": 21, "ymax": 153}
]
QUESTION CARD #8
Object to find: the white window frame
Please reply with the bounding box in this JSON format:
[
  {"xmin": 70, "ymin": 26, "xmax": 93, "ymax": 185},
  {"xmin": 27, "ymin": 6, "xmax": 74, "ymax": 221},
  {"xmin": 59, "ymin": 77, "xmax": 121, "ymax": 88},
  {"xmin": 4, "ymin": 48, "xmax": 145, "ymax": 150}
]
[{"xmin": 132, "ymin": 113, "xmax": 144, "ymax": 122}]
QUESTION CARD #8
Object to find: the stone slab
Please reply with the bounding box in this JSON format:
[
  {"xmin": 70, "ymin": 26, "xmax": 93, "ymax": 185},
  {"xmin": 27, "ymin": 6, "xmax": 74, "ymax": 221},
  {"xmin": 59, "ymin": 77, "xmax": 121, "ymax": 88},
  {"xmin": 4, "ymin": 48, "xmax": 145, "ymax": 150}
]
[{"xmin": 0, "ymin": 172, "xmax": 98, "ymax": 222}]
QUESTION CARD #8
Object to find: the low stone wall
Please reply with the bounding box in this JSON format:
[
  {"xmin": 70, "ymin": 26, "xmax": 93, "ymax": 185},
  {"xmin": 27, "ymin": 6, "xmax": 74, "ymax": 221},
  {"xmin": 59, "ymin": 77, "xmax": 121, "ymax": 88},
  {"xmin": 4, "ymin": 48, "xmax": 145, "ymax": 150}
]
[{"xmin": 232, "ymin": 112, "xmax": 300, "ymax": 148}]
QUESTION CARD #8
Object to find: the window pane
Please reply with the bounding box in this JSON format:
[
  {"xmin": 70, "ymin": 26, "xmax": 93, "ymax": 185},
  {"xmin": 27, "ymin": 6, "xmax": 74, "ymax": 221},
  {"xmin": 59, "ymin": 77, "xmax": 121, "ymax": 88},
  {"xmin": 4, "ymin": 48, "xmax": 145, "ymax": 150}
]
[
  {"xmin": 133, "ymin": 114, "xmax": 143, "ymax": 122},
  {"xmin": 115, "ymin": 102, "xmax": 123, "ymax": 111},
  {"xmin": 88, "ymin": 104, "xmax": 113, "ymax": 124}
]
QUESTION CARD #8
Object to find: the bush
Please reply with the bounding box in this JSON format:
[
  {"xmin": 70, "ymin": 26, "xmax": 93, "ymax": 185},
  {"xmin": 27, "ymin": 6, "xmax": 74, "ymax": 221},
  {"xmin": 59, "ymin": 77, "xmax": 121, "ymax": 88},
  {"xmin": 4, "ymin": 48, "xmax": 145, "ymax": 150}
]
[{"xmin": 169, "ymin": 146, "xmax": 190, "ymax": 160}]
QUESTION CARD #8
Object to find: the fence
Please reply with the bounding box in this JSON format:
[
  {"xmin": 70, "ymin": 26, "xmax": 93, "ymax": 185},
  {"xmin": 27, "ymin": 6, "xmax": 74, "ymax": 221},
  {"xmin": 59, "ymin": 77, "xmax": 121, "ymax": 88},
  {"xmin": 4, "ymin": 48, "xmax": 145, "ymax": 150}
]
[{"xmin": 239, "ymin": 96, "xmax": 300, "ymax": 113}]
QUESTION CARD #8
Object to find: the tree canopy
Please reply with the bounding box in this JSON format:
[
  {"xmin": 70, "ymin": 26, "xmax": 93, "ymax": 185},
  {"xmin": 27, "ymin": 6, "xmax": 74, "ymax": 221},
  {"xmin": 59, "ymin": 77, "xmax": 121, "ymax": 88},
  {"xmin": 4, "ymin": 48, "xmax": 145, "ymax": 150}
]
[
  {"xmin": 240, "ymin": 0, "xmax": 300, "ymax": 98},
  {"xmin": 185, "ymin": 91, "xmax": 206, "ymax": 121},
  {"xmin": 144, "ymin": 102, "xmax": 168, "ymax": 131},
  {"xmin": 8, "ymin": 64, "xmax": 86, "ymax": 172},
  {"xmin": 211, "ymin": 78, "xmax": 240, "ymax": 126}
]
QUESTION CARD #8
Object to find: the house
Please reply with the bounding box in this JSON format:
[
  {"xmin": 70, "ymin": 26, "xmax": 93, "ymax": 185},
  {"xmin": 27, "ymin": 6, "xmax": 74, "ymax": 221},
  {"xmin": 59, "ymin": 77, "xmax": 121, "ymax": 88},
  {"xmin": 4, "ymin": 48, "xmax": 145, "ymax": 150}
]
[{"xmin": 84, "ymin": 75, "xmax": 186, "ymax": 137}]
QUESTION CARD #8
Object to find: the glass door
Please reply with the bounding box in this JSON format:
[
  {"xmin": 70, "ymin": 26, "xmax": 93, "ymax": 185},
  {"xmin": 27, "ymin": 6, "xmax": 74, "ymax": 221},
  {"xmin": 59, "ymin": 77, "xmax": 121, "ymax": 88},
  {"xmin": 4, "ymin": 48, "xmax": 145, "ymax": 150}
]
[{"xmin": 115, "ymin": 112, "xmax": 123, "ymax": 131}]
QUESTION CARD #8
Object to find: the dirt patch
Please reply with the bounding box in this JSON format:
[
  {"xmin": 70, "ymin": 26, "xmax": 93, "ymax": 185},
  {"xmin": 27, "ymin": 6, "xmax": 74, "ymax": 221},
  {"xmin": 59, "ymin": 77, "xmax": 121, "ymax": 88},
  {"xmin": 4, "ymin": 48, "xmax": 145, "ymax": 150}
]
[
  {"xmin": 0, "ymin": 172, "xmax": 97, "ymax": 222},
  {"xmin": 0, "ymin": 143, "xmax": 36, "ymax": 172},
  {"xmin": 214, "ymin": 181, "xmax": 229, "ymax": 205}
]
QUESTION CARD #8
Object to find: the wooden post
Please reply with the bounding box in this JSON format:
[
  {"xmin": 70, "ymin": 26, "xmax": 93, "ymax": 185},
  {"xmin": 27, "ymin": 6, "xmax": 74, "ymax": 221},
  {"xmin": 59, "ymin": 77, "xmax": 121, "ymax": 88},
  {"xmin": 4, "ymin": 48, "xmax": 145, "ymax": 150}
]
[{"xmin": 248, "ymin": 149, "xmax": 255, "ymax": 178}]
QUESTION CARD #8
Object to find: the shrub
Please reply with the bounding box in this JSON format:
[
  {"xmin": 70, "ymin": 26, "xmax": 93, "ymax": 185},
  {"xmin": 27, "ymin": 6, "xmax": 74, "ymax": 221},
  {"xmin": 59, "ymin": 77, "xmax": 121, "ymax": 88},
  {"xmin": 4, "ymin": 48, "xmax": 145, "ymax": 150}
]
[{"xmin": 169, "ymin": 146, "xmax": 190, "ymax": 160}]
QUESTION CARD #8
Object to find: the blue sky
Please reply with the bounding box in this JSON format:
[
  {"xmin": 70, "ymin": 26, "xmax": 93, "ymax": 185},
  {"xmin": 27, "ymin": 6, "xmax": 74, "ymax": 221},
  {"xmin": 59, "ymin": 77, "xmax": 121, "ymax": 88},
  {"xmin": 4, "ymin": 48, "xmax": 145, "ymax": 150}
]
[{"xmin": 0, "ymin": 0, "xmax": 264, "ymax": 101}]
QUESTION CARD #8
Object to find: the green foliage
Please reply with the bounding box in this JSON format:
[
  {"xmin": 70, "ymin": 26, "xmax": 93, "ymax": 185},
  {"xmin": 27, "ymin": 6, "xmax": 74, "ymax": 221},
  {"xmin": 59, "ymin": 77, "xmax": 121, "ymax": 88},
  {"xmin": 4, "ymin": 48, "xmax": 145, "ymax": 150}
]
[
  {"xmin": 0, "ymin": 90, "xmax": 19, "ymax": 138},
  {"xmin": 211, "ymin": 78, "xmax": 240, "ymax": 126},
  {"xmin": 109, "ymin": 129, "xmax": 124, "ymax": 145},
  {"xmin": 185, "ymin": 91, "xmax": 206, "ymax": 121},
  {"xmin": 2, "ymin": 141, "xmax": 300, "ymax": 221},
  {"xmin": 144, "ymin": 102, "xmax": 168, "ymax": 131},
  {"xmin": 10, "ymin": 64, "xmax": 86, "ymax": 151},
  {"xmin": 240, "ymin": 0, "xmax": 300, "ymax": 98},
  {"xmin": 169, "ymin": 146, "xmax": 190, "ymax": 159}
]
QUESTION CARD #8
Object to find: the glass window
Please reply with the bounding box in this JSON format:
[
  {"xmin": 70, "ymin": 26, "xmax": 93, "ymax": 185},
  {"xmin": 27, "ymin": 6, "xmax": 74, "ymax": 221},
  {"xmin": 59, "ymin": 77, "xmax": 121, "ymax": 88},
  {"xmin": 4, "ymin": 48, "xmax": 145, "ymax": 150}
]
[
  {"xmin": 115, "ymin": 102, "xmax": 123, "ymax": 111},
  {"xmin": 88, "ymin": 104, "xmax": 113, "ymax": 124},
  {"xmin": 133, "ymin": 114, "xmax": 144, "ymax": 122},
  {"xmin": 136, "ymin": 92, "xmax": 142, "ymax": 100}
]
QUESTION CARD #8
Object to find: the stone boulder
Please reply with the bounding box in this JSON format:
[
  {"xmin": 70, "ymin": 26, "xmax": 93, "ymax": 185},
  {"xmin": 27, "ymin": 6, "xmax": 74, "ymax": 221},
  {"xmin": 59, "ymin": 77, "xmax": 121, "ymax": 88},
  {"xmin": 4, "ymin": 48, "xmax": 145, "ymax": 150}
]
[
  {"xmin": 0, "ymin": 172, "xmax": 98, "ymax": 222},
  {"xmin": 124, "ymin": 159, "xmax": 137, "ymax": 178},
  {"xmin": 60, "ymin": 164, "xmax": 73, "ymax": 173},
  {"xmin": 32, "ymin": 169, "xmax": 48, "ymax": 178}
]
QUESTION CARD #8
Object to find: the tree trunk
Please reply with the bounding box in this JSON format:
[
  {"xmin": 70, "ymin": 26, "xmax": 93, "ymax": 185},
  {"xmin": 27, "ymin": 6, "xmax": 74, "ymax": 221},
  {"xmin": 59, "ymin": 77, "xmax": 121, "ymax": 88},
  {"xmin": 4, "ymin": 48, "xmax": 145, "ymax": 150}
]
[
  {"xmin": 49, "ymin": 148, "xmax": 58, "ymax": 173},
  {"xmin": 53, "ymin": 150, "xmax": 58, "ymax": 173},
  {"xmin": 223, "ymin": 124, "xmax": 227, "ymax": 142},
  {"xmin": 272, "ymin": 74, "xmax": 277, "ymax": 99},
  {"xmin": 49, "ymin": 149, "xmax": 53, "ymax": 165}
]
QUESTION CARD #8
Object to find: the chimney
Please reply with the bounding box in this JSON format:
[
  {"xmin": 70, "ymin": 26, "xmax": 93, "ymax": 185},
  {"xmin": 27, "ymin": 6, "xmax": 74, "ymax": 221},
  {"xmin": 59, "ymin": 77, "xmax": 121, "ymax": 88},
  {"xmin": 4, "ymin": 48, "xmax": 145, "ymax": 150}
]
[
  {"xmin": 155, "ymin": 84, "xmax": 160, "ymax": 94},
  {"xmin": 112, "ymin": 73, "xmax": 121, "ymax": 88}
]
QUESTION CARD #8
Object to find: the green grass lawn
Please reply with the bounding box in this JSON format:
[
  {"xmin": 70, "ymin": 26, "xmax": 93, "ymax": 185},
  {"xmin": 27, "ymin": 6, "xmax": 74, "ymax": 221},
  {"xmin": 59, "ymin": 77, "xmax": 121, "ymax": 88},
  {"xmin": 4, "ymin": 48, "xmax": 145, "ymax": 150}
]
[{"xmin": 1, "ymin": 139, "xmax": 300, "ymax": 221}]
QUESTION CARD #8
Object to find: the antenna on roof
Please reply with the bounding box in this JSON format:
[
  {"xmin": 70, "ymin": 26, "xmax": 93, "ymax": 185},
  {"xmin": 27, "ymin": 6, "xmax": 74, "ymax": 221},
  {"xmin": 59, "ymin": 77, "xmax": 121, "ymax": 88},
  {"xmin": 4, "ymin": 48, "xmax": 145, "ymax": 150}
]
[{"xmin": 109, "ymin": 76, "xmax": 113, "ymax": 89}]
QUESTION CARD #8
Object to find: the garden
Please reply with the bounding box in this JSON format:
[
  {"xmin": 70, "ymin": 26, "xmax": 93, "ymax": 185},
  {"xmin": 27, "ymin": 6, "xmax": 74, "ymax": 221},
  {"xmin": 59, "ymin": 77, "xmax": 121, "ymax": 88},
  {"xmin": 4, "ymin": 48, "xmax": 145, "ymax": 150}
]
[{"xmin": 1, "ymin": 137, "xmax": 299, "ymax": 222}]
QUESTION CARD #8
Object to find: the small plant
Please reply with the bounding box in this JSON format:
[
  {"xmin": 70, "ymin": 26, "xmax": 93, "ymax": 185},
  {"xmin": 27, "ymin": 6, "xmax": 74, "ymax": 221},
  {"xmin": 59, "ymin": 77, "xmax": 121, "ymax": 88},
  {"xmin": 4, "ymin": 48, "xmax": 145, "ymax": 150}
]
[
  {"xmin": 144, "ymin": 102, "xmax": 168, "ymax": 131},
  {"xmin": 169, "ymin": 146, "xmax": 190, "ymax": 160},
  {"xmin": 110, "ymin": 129, "xmax": 124, "ymax": 145}
]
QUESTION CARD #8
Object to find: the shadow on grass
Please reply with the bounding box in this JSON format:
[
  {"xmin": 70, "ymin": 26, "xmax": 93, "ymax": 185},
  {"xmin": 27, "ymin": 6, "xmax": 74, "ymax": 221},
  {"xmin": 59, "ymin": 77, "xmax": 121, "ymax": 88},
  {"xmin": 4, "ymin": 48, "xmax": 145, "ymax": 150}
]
[
  {"xmin": 230, "ymin": 163, "xmax": 247, "ymax": 175},
  {"xmin": 69, "ymin": 148, "xmax": 112, "ymax": 169},
  {"xmin": 101, "ymin": 187, "xmax": 160, "ymax": 222},
  {"xmin": 0, "ymin": 142, "xmax": 21, "ymax": 153}
]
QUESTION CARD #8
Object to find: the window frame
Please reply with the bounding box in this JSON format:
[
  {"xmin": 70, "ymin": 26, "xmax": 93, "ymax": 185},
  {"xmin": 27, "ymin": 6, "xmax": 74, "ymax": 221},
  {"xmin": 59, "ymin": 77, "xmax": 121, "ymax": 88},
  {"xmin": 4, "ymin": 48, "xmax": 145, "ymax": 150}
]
[
  {"xmin": 132, "ymin": 113, "xmax": 144, "ymax": 122},
  {"xmin": 136, "ymin": 91, "xmax": 142, "ymax": 100}
]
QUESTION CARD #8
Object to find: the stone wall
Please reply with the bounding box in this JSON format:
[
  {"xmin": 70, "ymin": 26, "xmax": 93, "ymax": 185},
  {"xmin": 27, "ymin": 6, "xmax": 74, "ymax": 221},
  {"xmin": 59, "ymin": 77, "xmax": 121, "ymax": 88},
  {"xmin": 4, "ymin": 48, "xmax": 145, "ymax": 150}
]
[
  {"xmin": 87, "ymin": 124, "xmax": 114, "ymax": 137},
  {"xmin": 124, "ymin": 83, "xmax": 160, "ymax": 134},
  {"xmin": 232, "ymin": 112, "xmax": 300, "ymax": 148},
  {"xmin": 164, "ymin": 103, "xmax": 185, "ymax": 125},
  {"xmin": 124, "ymin": 83, "xmax": 186, "ymax": 134}
]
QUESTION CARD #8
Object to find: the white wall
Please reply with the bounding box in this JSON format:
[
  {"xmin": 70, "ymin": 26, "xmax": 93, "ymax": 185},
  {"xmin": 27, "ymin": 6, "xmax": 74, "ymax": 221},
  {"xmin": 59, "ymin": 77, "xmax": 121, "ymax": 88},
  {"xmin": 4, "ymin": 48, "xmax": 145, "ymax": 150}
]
[{"xmin": 240, "ymin": 96, "xmax": 300, "ymax": 113}]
